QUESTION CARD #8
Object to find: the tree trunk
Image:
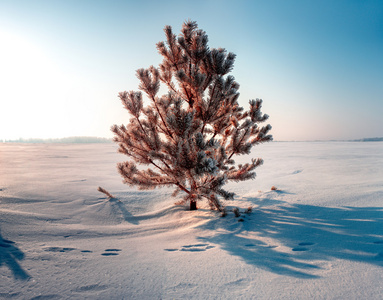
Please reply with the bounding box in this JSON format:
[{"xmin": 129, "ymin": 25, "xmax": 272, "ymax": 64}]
[{"xmin": 190, "ymin": 200, "xmax": 197, "ymax": 210}]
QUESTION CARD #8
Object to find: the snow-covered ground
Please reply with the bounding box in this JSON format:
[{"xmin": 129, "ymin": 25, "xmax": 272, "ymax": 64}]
[{"xmin": 1, "ymin": 142, "xmax": 382, "ymax": 299}]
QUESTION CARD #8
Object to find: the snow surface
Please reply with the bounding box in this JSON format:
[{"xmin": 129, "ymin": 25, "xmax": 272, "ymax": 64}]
[{"xmin": 1, "ymin": 142, "xmax": 382, "ymax": 299}]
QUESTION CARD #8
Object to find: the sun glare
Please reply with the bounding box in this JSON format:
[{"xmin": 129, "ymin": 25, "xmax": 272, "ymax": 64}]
[
  {"xmin": 0, "ymin": 30, "xmax": 54, "ymax": 89},
  {"xmin": 0, "ymin": 30, "xmax": 66, "ymax": 140}
]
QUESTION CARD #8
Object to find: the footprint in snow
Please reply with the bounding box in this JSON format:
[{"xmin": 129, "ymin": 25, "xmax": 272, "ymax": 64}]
[
  {"xmin": 101, "ymin": 249, "xmax": 121, "ymax": 256},
  {"xmin": 292, "ymin": 242, "xmax": 315, "ymax": 252},
  {"xmin": 165, "ymin": 244, "xmax": 214, "ymax": 252},
  {"xmin": 44, "ymin": 246, "xmax": 95, "ymax": 254},
  {"xmin": 44, "ymin": 247, "xmax": 76, "ymax": 253}
]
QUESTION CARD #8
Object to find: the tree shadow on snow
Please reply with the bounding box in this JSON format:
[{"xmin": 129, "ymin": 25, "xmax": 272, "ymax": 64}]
[
  {"xmin": 0, "ymin": 231, "xmax": 30, "ymax": 280},
  {"xmin": 107, "ymin": 198, "xmax": 140, "ymax": 225},
  {"xmin": 197, "ymin": 197, "xmax": 383, "ymax": 279}
]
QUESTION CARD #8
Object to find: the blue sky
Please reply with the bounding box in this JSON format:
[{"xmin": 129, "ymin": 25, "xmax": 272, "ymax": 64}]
[{"xmin": 0, "ymin": 0, "xmax": 382, "ymax": 141}]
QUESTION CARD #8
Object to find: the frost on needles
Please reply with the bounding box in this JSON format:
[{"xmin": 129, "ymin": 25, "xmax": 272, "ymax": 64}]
[{"xmin": 112, "ymin": 20, "xmax": 272, "ymax": 211}]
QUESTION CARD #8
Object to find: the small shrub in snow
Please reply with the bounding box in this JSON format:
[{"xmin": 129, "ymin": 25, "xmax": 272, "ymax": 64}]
[
  {"xmin": 112, "ymin": 20, "xmax": 272, "ymax": 211},
  {"xmin": 233, "ymin": 207, "xmax": 241, "ymax": 218},
  {"xmin": 271, "ymin": 186, "xmax": 278, "ymax": 191},
  {"xmin": 245, "ymin": 207, "xmax": 253, "ymax": 214}
]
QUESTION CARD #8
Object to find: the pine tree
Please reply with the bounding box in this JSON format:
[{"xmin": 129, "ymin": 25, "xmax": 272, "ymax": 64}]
[{"xmin": 112, "ymin": 20, "xmax": 272, "ymax": 211}]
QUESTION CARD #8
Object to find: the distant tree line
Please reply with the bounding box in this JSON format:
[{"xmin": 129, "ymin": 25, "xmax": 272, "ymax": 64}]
[
  {"xmin": 351, "ymin": 137, "xmax": 383, "ymax": 142},
  {"xmin": 2, "ymin": 137, "xmax": 112, "ymax": 143}
]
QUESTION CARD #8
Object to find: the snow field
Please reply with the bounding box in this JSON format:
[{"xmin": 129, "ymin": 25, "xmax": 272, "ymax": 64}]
[{"xmin": 1, "ymin": 142, "xmax": 382, "ymax": 299}]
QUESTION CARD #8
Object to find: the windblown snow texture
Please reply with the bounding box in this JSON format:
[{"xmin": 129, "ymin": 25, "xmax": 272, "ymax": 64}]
[{"xmin": 0, "ymin": 142, "xmax": 382, "ymax": 299}]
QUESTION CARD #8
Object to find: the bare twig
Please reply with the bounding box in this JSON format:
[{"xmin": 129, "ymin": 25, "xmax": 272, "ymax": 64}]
[{"xmin": 98, "ymin": 186, "xmax": 115, "ymax": 199}]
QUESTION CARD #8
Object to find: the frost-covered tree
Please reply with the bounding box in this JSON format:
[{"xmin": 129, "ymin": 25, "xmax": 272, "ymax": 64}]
[{"xmin": 112, "ymin": 21, "xmax": 272, "ymax": 211}]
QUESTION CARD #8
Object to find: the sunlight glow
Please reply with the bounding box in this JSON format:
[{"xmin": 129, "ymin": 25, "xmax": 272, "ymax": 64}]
[{"xmin": 0, "ymin": 30, "xmax": 68, "ymax": 139}]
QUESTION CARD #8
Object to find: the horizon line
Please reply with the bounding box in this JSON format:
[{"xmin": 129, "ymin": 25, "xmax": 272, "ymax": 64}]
[{"xmin": 1, "ymin": 136, "xmax": 383, "ymax": 144}]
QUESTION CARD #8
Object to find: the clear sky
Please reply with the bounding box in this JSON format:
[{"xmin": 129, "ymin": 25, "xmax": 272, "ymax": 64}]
[{"xmin": 0, "ymin": 0, "xmax": 382, "ymax": 141}]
